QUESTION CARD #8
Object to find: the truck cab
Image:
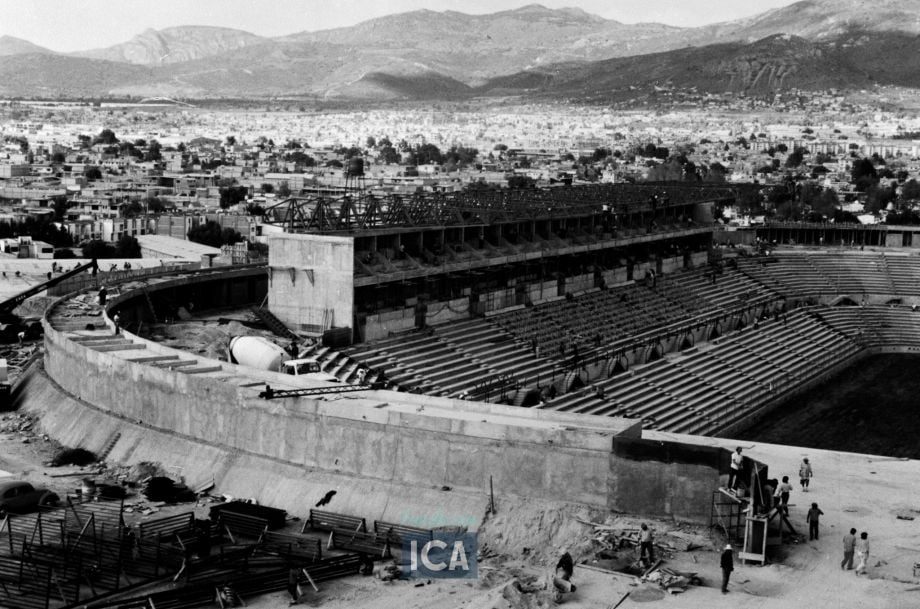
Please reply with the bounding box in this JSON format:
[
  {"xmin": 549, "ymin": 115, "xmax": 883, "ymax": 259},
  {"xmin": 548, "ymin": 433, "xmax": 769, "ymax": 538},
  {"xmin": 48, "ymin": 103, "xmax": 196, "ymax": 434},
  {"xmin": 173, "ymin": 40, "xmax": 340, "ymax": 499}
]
[{"xmin": 280, "ymin": 358, "xmax": 339, "ymax": 382}]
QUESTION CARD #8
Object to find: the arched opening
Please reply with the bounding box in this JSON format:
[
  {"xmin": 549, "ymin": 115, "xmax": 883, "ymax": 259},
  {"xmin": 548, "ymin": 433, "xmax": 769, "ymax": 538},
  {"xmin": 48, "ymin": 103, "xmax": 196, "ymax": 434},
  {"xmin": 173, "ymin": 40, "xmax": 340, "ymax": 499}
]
[
  {"xmin": 519, "ymin": 388, "xmax": 543, "ymax": 407},
  {"xmin": 709, "ymin": 323, "xmax": 722, "ymax": 341},
  {"xmin": 829, "ymin": 295, "xmax": 859, "ymax": 307},
  {"xmin": 564, "ymin": 371, "xmax": 585, "ymax": 392},
  {"xmin": 606, "ymin": 356, "xmax": 629, "ymax": 377}
]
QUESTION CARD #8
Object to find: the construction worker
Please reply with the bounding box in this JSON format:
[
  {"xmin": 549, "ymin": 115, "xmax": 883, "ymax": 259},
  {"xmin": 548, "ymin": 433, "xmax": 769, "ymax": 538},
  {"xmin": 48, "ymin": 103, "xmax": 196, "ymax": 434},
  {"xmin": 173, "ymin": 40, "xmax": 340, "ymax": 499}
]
[
  {"xmin": 639, "ymin": 523, "xmax": 655, "ymax": 564},
  {"xmin": 721, "ymin": 544, "xmax": 734, "ymax": 594},
  {"xmin": 553, "ymin": 547, "xmax": 576, "ymax": 594},
  {"xmin": 728, "ymin": 447, "xmax": 743, "ymax": 491},
  {"xmin": 287, "ymin": 565, "xmax": 301, "ymax": 605}
]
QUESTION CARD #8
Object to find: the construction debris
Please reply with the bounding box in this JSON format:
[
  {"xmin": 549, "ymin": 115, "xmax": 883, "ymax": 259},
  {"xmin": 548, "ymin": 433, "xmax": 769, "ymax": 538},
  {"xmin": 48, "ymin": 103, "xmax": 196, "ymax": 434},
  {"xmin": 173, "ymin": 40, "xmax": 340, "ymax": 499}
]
[{"xmin": 643, "ymin": 566, "xmax": 702, "ymax": 594}]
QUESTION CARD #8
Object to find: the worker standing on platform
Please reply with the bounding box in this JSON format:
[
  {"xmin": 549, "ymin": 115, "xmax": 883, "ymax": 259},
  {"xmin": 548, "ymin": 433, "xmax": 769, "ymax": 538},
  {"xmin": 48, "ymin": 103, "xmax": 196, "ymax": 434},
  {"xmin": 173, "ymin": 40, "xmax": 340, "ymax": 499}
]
[
  {"xmin": 728, "ymin": 447, "xmax": 743, "ymax": 491},
  {"xmin": 799, "ymin": 458, "xmax": 813, "ymax": 492}
]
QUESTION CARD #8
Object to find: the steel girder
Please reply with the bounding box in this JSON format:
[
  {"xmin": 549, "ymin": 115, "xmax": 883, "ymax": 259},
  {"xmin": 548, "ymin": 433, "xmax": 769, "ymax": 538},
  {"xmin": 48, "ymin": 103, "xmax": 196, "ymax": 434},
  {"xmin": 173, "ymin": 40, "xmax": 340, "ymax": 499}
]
[{"xmin": 263, "ymin": 183, "xmax": 749, "ymax": 233}]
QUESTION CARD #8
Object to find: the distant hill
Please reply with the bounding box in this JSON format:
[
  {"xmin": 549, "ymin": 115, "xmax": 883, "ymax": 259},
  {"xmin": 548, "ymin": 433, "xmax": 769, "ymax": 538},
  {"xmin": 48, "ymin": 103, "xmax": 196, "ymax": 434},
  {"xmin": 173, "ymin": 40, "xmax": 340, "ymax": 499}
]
[
  {"xmin": 3, "ymin": 2, "xmax": 920, "ymax": 100},
  {"xmin": 0, "ymin": 54, "xmax": 150, "ymax": 97},
  {"xmin": 0, "ymin": 35, "xmax": 53, "ymax": 56},
  {"xmin": 73, "ymin": 26, "xmax": 266, "ymax": 65},
  {"xmin": 693, "ymin": 0, "xmax": 920, "ymax": 42},
  {"xmin": 480, "ymin": 34, "xmax": 870, "ymax": 100}
]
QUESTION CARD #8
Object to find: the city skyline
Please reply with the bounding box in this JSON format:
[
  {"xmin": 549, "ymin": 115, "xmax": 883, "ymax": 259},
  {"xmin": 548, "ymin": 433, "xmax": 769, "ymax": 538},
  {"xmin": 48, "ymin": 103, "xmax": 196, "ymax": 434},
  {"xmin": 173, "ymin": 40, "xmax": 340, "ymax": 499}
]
[{"xmin": 1, "ymin": 0, "xmax": 800, "ymax": 53}]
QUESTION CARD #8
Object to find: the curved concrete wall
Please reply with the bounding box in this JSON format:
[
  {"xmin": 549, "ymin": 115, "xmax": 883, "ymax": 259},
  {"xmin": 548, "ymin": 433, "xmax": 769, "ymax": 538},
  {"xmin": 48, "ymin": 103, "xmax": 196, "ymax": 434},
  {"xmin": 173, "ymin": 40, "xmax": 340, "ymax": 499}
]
[{"xmin": 41, "ymin": 273, "xmax": 642, "ymax": 524}]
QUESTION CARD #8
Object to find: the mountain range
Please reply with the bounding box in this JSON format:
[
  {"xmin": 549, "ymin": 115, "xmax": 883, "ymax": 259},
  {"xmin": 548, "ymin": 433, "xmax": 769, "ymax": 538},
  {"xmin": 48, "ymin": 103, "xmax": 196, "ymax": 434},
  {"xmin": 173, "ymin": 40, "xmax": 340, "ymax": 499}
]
[{"xmin": 0, "ymin": 1, "xmax": 919, "ymax": 101}]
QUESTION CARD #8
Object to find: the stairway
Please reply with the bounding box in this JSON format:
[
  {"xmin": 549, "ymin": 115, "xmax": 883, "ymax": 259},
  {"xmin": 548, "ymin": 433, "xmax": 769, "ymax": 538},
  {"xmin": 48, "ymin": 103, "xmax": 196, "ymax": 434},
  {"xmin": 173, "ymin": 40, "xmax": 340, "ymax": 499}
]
[{"xmin": 251, "ymin": 306, "xmax": 298, "ymax": 340}]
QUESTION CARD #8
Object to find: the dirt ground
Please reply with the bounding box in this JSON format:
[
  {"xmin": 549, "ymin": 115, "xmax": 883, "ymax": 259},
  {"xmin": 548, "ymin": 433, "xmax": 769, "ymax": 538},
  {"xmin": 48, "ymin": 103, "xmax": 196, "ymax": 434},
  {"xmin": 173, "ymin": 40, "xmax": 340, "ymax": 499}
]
[
  {"xmin": 8, "ymin": 410, "xmax": 920, "ymax": 609},
  {"xmin": 138, "ymin": 308, "xmax": 300, "ymax": 362}
]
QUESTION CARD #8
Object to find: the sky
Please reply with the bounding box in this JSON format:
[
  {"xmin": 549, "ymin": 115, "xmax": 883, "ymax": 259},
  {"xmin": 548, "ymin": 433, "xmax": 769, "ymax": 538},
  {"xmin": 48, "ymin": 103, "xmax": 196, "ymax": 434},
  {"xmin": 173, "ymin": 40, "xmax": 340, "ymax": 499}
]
[{"xmin": 0, "ymin": 0, "xmax": 801, "ymax": 52}]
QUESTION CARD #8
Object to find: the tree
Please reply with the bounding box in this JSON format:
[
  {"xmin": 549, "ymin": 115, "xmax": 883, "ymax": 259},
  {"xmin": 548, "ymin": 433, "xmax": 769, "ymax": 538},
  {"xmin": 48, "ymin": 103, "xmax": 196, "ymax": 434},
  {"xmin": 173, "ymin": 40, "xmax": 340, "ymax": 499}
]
[
  {"xmin": 146, "ymin": 197, "xmax": 167, "ymax": 214},
  {"xmin": 225, "ymin": 135, "xmax": 237, "ymax": 147},
  {"xmin": 865, "ymin": 183, "xmax": 896, "ymax": 214},
  {"xmin": 507, "ymin": 175, "xmax": 536, "ymax": 189},
  {"xmin": 851, "ymin": 158, "xmax": 877, "ymax": 192},
  {"xmin": 114, "ymin": 235, "xmax": 141, "ymax": 258},
  {"xmin": 410, "ymin": 143, "xmax": 443, "ymax": 166},
  {"xmin": 286, "ymin": 150, "xmax": 315, "ymax": 166},
  {"xmin": 443, "ymin": 145, "xmax": 479, "ymax": 168},
  {"xmin": 736, "ymin": 188, "xmax": 765, "ymax": 215},
  {"xmin": 260, "ymin": 183, "xmax": 274, "ymax": 194},
  {"xmin": 144, "ymin": 139, "xmax": 162, "ymax": 162},
  {"xmin": 53, "ymin": 249, "xmax": 77, "ymax": 260},
  {"xmin": 94, "ymin": 128, "xmax": 118, "ymax": 145},
  {"xmin": 592, "ymin": 148, "xmax": 611, "ymax": 162},
  {"xmin": 84, "ymin": 166, "xmax": 102, "ymax": 181},
  {"xmin": 276, "ymin": 182, "xmax": 291, "ymax": 198},
  {"xmin": 785, "ymin": 147, "xmax": 806, "ymax": 168},
  {"xmin": 188, "ymin": 221, "xmax": 243, "ymax": 248},
  {"xmin": 51, "ymin": 196, "xmax": 69, "ymax": 221},
  {"xmin": 705, "ymin": 162, "xmax": 727, "ymax": 182},
  {"xmin": 379, "ymin": 145, "xmax": 399, "ymax": 164},
  {"xmin": 246, "ymin": 203, "xmax": 266, "ymax": 216},
  {"xmin": 122, "ymin": 201, "xmax": 144, "ymax": 218},
  {"xmin": 646, "ymin": 159, "xmax": 684, "ymax": 181},
  {"xmin": 366, "ymin": 136, "xmax": 377, "ymax": 148},
  {"xmin": 81, "ymin": 240, "xmax": 116, "ymax": 259},
  {"xmin": 813, "ymin": 188, "xmax": 839, "ymax": 216},
  {"xmin": 219, "ymin": 185, "xmax": 248, "ymax": 209},
  {"xmin": 221, "ymin": 227, "xmax": 243, "ymax": 245},
  {"xmin": 900, "ymin": 179, "xmax": 920, "ymax": 202}
]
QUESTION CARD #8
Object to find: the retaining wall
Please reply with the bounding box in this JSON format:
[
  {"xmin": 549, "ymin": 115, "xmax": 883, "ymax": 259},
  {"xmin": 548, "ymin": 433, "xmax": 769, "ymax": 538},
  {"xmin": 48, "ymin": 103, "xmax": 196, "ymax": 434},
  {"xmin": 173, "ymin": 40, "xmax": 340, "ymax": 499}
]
[{"xmin": 42, "ymin": 300, "xmax": 643, "ymax": 521}]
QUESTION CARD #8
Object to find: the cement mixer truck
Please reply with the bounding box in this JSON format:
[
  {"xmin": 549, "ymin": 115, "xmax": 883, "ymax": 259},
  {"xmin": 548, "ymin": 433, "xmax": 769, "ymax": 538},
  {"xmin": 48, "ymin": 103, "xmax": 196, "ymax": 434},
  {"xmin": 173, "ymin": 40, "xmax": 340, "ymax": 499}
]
[{"xmin": 228, "ymin": 336, "xmax": 338, "ymax": 382}]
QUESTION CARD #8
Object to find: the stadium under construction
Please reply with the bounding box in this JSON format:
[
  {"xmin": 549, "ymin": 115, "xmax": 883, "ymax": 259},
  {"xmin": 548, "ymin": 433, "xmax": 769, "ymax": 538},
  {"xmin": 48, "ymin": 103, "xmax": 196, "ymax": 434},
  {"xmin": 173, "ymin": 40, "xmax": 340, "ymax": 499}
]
[{"xmin": 6, "ymin": 182, "xmax": 920, "ymax": 607}]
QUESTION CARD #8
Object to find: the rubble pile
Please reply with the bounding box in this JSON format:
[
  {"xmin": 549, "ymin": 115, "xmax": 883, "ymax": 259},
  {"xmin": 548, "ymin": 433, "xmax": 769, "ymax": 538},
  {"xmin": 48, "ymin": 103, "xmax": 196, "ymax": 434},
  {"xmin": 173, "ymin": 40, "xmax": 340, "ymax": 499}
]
[
  {"xmin": 1, "ymin": 412, "xmax": 57, "ymax": 446},
  {"xmin": 643, "ymin": 566, "xmax": 702, "ymax": 594}
]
